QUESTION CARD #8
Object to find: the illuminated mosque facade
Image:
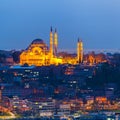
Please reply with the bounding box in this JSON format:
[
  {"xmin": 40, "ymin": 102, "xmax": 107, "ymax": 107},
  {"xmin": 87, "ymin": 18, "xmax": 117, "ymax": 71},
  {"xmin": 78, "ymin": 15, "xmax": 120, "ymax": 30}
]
[{"xmin": 20, "ymin": 27, "xmax": 83, "ymax": 66}]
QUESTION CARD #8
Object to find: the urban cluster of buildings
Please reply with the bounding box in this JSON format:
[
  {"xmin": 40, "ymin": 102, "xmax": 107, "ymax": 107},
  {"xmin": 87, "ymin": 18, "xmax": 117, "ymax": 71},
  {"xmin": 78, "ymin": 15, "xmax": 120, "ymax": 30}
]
[
  {"xmin": 0, "ymin": 28, "xmax": 120, "ymax": 119},
  {"xmin": 0, "ymin": 62, "xmax": 119, "ymax": 118}
]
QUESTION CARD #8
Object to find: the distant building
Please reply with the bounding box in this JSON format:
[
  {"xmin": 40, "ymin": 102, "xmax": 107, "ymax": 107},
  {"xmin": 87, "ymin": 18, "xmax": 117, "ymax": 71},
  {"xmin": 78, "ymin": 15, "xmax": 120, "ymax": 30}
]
[
  {"xmin": 20, "ymin": 27, "xmax": 62, "ymax": 66},
  {"xmin": 5, "ymin": 56, "xmax": 14, "ymax": 65},
  {"xmin": 20, "ymin": 28, "xmax": 84, "ymax": 66},
  {"xmin": 30, "ymin": 98, "xmax": 55, "ymax": 117}
]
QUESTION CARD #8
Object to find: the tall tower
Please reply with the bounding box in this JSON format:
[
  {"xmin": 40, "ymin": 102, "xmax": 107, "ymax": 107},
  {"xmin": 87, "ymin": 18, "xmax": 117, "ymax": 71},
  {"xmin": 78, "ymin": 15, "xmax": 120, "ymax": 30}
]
[
  {"xmin": 77, "ymin": 39, "xmax": 83, "ymax": 63},
  {"xmin": 54, "ymin": 28, "xmax": 58, "ymax": 57},
  {"xmin": 50, "ymin": 27, "xmax": 53, "ymax": 57}
]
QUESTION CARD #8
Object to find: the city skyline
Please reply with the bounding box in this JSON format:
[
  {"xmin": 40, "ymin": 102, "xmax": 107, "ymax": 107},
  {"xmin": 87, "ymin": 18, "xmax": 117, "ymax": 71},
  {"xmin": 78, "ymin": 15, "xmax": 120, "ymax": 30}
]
[
  {"xmin": 0, "ymin": 1, "xmax": 120, "ymax": 118},
  {"xmin": 0, "ymin": 0, "xmax": 120, "ymax": 51}
]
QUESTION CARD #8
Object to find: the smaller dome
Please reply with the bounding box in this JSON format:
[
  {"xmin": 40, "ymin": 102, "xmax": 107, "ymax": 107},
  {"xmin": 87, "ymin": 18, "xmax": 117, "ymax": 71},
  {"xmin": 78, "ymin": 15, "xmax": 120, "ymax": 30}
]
[{"xmin": 31, "ymin": 39, "xmax": 45, "ymax": 44}]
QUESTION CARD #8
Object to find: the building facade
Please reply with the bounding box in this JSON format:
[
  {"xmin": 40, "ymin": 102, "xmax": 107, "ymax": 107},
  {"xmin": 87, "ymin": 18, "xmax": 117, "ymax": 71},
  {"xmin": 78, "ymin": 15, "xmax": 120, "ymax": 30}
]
[
  {"xmin": 20, "ymin": 28, "xmax": 84, "ymax": 66},
  {"xmin": 20, "ymin": 28, "xmax": 62, "ymax": 66}
]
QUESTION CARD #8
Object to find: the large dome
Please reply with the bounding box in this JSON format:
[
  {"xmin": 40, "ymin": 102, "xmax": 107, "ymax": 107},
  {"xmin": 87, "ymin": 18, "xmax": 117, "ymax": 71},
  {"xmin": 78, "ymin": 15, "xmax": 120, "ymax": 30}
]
[
  {"xmin": 31, "ymin": 39, "xmax": 45, "ymax": 44},
  {"xmin": 26, "ymin": 38, "xmax": 48, "ymax": 50}
]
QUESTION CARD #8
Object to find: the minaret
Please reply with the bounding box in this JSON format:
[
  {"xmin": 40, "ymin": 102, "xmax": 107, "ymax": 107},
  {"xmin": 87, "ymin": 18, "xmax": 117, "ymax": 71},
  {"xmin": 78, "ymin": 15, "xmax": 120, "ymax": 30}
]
[
  {"xmin": 54, "ymin": 28, "xmax": 58, "ymax": 57},
  {"xmin": 50, "ymin": 27, "xmax": 53, "ymax": 57},
  {"xmin": 77, "ymin": 38, "xmax": 83, "ymax": 63}
]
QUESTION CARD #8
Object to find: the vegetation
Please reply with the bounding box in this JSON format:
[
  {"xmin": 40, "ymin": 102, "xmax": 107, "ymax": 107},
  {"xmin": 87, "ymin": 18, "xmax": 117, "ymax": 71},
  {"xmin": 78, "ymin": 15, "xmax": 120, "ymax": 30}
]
[{"xmin": 86, "ymin": 61, "xmax": 120, "ymax": 89}]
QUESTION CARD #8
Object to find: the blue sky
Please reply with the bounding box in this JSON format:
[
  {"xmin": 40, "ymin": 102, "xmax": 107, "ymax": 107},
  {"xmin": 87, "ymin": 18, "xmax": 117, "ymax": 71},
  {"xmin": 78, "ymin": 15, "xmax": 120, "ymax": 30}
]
[{"xmin": 0, "ymin": 0, "xmax": 120, "ymax": 51}]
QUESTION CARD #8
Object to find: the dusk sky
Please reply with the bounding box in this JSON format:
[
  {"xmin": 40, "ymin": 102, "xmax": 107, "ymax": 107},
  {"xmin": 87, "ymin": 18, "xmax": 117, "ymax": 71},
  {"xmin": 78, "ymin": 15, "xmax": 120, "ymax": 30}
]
[{"xmin": 0, "ymin": 0, "xmax": 120, "ymax": 52}]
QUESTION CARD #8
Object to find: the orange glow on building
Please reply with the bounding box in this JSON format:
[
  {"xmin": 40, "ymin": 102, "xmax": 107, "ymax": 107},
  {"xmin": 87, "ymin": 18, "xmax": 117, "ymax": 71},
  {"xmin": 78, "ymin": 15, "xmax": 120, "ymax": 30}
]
[
  {"xmin": 89, "ymin": 55, "xmax": 95, "ymax": 65},
  {"xmin": 95, "ymin": 97, "xmax": 107, "ymax": 104},
  {"xmin": 85, "ymin": 52, "xmax": 107, "ymax": 65},
  {"xmin": 20, "ymin": 28, "xmax": 62, "ymax": 66},
  {"xmin": 20, "ymin": 28, "xmax": 85, "ymax": 66},
  {"xmin": 53, "ymin": 28, "xmax": 58, "ymax": 57},
  {"xmin": 77, "ymin": 39, "xmax": 83, "ymax": 64}
]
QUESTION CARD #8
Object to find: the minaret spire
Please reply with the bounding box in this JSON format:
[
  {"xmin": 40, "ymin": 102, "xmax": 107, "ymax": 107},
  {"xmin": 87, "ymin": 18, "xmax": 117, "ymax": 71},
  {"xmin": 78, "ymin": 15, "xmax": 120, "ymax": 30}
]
[
  {"xmin": 77, "ymin": 38, "xmax": 83, "ymax": 64},
  {"xmin": 54, "ymin": 28, "xmax": 58, "ymax": 57},
  {"xmin": 55, "ymin": 28, "xmax": 57, "ymax": 33},
  {"xmin": 50, "ymin": 26, "xmax": 53, "ymax": 57},
  {"xmin": 50, "ymin": 26, "xmax": 52, "ymax": 32}
]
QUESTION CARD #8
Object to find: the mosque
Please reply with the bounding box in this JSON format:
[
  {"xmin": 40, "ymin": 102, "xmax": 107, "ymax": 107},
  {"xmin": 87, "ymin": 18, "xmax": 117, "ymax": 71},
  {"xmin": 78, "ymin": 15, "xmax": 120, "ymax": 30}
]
[{"xmin": 20, "ymin": 27, "xmax": 83, "ymax": 66}]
